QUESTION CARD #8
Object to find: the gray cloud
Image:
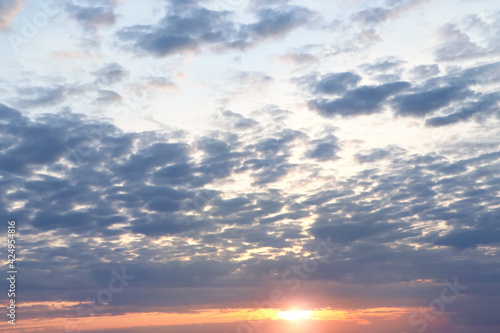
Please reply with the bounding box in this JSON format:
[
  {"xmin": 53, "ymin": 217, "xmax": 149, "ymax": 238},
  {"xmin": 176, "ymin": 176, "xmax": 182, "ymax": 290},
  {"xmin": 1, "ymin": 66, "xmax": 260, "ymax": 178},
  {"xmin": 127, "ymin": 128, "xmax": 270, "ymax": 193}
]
[
  {"xmin": 309, "ymin": 81, "xmax": 410, "ymax": 117},
  {"xmin": 410, "ymin": 64, "xmax": 440, "ymax": 79},
  {"xmin": 2, "ymin": 1, "xmax": 500, "ymax": 332},
  {"xmin": 434, "ymin": 22, "xmax": 500, "ymax": 61},
  {"xmin": 16, "ymin": 86, "xmax": 70, "ymax": 108},
  {"xmin": 1, "ymin": 105, "xmax": 500, "ymax": 328},
  {"xmin": 355, "ymin": 148, "xmax": 393, "ymax": 163},
  {"xmin": 426, "ymin": 93, "xmax": 500, "ymax": 126},
  {"xmin": 117, "ymin": 2, "xmax": 315, "ymax": 57},
  {"xmin": 305, "ymin": 135, "xmax": 340, "ymax": 161},
  {"xmin": 393, "ymin": 85, "xmax": 470, "ymax": 117},
  {"xmin": 67, "ymin": 2, "xmax": 119, "ymax": 29},
  {"xmin": 94, "ymin": 62, "xmax": 130, "ymax": 84},
  {"xmin": 0, "ymin": 0, "xmax": 23, "ymax": 30},
  {"xmin": 96, "ymin": 89, "xmax": 122, "ymax": 104},
  {"xmin": 303, "ymin": 60, "xmax": 500, "ymax": 124},
  {"xmin": 312, "ymin": 72, "xmax": 362, "ymax": 95}
]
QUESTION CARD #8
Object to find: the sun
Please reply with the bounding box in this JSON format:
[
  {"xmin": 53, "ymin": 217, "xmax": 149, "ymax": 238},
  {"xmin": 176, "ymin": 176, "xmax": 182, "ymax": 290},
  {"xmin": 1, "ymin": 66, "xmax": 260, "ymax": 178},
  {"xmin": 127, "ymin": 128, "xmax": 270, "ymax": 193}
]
[{"xmin": 278, "ymin": 310, "xmax": 311, "ymax": 321}]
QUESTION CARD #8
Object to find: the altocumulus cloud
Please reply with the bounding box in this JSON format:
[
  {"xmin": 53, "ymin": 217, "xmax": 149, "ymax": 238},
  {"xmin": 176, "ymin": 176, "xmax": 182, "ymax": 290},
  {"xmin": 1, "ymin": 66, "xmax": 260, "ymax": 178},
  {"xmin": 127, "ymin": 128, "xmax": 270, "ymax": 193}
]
[
  {"xmin": 117, "ymin": 0, "xmax": 316, "ymax": 57},
  {"xmin": 303, "ymin": 59, "xmax": 500, "ymax": 124},
  {"xmin": 2, "ymin": 1, "xmax": 500, "ymax": 332},
  {"xmin": 1, "ymin": 103, "xmax": 500, "ymax": 329}
]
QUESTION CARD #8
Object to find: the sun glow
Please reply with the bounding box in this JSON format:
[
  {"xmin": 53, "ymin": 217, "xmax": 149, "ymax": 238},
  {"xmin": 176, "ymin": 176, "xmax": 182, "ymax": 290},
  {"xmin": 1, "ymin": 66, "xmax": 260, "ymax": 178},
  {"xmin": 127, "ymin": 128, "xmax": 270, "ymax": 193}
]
[{"xmin": 278, "ymin": 310, "xmax": 312, "ymax": 321}]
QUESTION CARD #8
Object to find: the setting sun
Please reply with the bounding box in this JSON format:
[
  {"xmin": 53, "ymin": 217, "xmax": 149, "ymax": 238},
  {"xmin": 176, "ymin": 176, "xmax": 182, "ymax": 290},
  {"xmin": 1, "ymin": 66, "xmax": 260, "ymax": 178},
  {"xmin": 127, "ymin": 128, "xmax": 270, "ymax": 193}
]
[{"xmin": 278, "ymin": 310, "xmax": 312, "ymax": 321}]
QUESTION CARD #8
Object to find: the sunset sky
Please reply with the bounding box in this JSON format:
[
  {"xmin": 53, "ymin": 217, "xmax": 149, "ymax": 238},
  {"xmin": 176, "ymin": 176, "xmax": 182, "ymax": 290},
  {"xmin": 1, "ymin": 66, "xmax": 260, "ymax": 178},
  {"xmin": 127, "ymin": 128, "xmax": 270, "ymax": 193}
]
[{"xmin": 1, "ymin": 0, "xmax": 500, "ymax": 332}]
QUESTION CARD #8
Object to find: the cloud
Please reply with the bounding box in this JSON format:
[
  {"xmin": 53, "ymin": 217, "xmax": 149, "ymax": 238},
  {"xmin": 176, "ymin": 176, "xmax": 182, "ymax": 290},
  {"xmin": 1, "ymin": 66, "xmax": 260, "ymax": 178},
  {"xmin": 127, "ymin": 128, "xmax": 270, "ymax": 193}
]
[
  {"xmin": 245, "ymin": 6, "xmax": 313, "ymax": 40},
  {"xmin": 143, "ymin": 77, "xmax": 179, "ymax": 91},
  {"xmin": 117, "ymin": 6, "xmax": 234, "ymax": 56},
  {"xmin": 310, "ymin": 72, "xmax": 362, "ymax": 95},
  {"xmin": 393, "ymin": 85, "xmax": 470, "ymax": 117},
  {"xmin": 221, "ymin": 110, "xmax": 259, "ymax": 129},
  {"xmin": 434, "ymin": 21, "xmax": 500, "ymax": 61},
  {"xmin": 3, "ymin": 1, "xmax": 500, "ymax": 331},
  {"xmin": 231, "ymin": 71, "xmax": 274, "ymax": 86},
  {"xmin": 303, "ymin": 60, "xmax": 498, "ymax": 124},
  {"xmin": 410, "ymin": 64, "xmax": 440, "ymax": 79},
  {"xmin": 117, "ymin": 3, "xmax": 315, "ymax": 57},
  {"xmin": 308, "ymin": 81, "xmax": 410, "ymax": 117},
  {"xmin": 361, "ymin": 57, "xmax": 406, "ymax": 77},
  {"xmin": 392, "ymin": 61, "xmax": 500, "ymax": 121},
  {"xmin": 355, "ymin": 148, "xmax": 392, "ymax": 163},
  {"xmin": 305, "ymin": 135, "xmax": 340, "ymax": 161},
  {"xmin": 16, "ymin": 86, "xmax": 71, "ymax": 108},
  {"xmin": 351, "ymin": 7, "xmax": 392, "ymax": 26},
  {"xmin": 275, "ymin": 52, "xmax": 319, "ymax": 68},
  {"xmin": 426, "ymin": 93, "xmax": 500, "ymax": 126},
  {"xmin": 94, "ymin": 62, "xmax": 130, "ymax": 84},
  {"xmin": 2, "ymin": 99, "xmax": 500, "ymax": 323},
  {"xmin": 347, "ymin": 0, "xmax": 430, "ymax": 39},
  {"xmin": 433, "ymin": 211, "xmax": 500, "ymax": 249},
  {"xmin": 96, "ymin": 89, "xmax": 122, "ymax": 104},
  {"xmin": 309, "ymin": 218, "xmax": 410, "ymax": 245},
  {"xmin": 0, "ymin": 103, "xmax": 21, "ymax": 121},
  {"xmin": 67, "ymin": 2, "xmax": 119, "ymax": 29},
  {"xmin": 0, "ymin": 0, "xmax": 23, "ymax": 30},
  {"xmin": 0, "ymin": 105, "xmax": 69, "ymax": 174}
]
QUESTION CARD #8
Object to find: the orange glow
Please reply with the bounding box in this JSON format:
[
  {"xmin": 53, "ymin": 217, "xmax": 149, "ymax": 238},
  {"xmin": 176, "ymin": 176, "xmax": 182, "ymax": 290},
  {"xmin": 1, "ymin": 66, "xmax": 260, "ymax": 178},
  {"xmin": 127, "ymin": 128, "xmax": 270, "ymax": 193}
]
[
  {"xmin": 3, "ymin": 302, "xmax": 427, "ymax": 332},
  {"xmin": 278, "ymin": 310, "xmax": 311, "ymax": 320}
]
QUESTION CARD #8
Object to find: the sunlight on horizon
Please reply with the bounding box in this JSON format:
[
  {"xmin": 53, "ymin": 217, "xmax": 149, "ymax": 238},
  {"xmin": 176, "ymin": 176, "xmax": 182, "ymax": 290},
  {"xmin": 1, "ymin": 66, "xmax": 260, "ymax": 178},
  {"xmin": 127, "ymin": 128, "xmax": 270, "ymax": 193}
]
[{"xmin": 278, "ymin": 310, "xmax": 312, "ymax": 321}]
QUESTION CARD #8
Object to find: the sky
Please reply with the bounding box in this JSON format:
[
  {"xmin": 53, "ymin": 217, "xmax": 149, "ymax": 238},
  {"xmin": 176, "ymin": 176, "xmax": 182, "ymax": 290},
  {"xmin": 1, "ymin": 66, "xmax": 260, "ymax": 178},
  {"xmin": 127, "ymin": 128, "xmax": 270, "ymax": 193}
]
[{"xmin": 1, "ymin": 0, "xmax": 500, "ymax": 332}]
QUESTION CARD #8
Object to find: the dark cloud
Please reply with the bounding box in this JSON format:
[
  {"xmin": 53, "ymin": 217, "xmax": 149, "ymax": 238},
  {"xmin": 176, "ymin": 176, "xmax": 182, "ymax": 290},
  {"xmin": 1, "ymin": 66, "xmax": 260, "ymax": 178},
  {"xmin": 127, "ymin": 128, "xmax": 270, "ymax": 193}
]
[
  {"xmin": 118, "ymin": 6, "xmax": 235, "ymax": 56},
  {"xmin": 117, "ymin": 3, "xmax": 315, "ymax": 57},
  {"xmin": 246, "ymin": 6, "xmax": 313, "ymax": 39},
  {"xmin": 67, "ymin": 2, "xmax": 119, "ymax": 29},
  {"xmin": 0, "ymin": 103, "xmax": 21, "ymax": 121},
  {"xmin": 309, "ymin": 81, "xmax": 410, "ymax": 117},
  {"xmin": 0, "ymin": 107, "xmax": 71, "ymax": 174},
  {"xmin": 393, "ymin": 85, "xmax": 470, "ymax": 117},
  {"xmin": 306, "ymin": 135, "xmax": 340, "ymax": 161},
  {"xmin": 312, "ymin": 72, "xmax": 362, "ymax": 95},
  {"xmin": 309, "ymin": 218, "xmax": 409, "ymax": 245},
  {"xmin": 242, "ymin": 130, "xmax": 305, "ymax": 185},
  {"xmin": 433, "ymin": 210, "xmax": 500, "ymax": 249},
  {"xmin": 355, "ymin": 148, "xmax": 392, "ymax": 163},
  {"xmin": 362, "ymin": 61, "xmax": 500, "ymax": 123},
  {"xmin": 306, "ymin": 142, "xmax": 339, "ymax": 161},
  {"xmin": 1, "ymin": 104, "xmax": 500, "ymax": 330},
  {"xmin": 426, "ymin": 93, "xmax": 500, "ymax": 126},
  {"xmin": 434, "ymin": 227, "xmax": 499, "ymax": 250}
]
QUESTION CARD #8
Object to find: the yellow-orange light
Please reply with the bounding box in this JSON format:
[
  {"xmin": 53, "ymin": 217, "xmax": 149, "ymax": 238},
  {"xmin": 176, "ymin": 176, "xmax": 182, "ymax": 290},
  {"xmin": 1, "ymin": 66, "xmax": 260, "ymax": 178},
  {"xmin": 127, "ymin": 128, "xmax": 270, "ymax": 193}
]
[{"xmin": 278, "ymin": 310, "xmax": 311, "ymax": 321}]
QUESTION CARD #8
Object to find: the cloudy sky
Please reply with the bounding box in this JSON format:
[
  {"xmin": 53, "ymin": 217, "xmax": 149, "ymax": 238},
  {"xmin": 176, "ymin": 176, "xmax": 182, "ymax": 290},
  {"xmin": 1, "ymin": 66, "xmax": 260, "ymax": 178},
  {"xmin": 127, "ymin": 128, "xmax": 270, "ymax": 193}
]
[{"xmin": 1, "ymin": 0, "xmax": 500, "ymax": 332}]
